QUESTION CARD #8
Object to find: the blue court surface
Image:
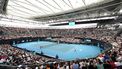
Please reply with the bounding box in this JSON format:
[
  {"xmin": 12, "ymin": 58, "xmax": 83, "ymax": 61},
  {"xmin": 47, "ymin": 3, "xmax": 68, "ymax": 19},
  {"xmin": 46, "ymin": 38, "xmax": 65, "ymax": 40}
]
[{"xmin": 16, "ymin": 41, "xmax": 101, "ymax": 61}]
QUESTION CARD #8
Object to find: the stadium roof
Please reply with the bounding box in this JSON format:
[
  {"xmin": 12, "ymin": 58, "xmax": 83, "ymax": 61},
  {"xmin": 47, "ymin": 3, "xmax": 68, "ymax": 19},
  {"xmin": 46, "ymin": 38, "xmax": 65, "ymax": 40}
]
[
  {"xmin": 0, "ymin": 0, "xmax": 122, "ymax": 29},
  {"xmin": 7, "ymin": 0, "xmax": 107, "ymax": 18}
]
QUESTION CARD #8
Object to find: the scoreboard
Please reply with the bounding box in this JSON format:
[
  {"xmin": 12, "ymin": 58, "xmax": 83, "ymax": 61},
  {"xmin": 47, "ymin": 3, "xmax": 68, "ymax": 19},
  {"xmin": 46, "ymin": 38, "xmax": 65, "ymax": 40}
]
[{"xmin": 68, "ymin": 21, "xmax": 75, "ymax": 26}]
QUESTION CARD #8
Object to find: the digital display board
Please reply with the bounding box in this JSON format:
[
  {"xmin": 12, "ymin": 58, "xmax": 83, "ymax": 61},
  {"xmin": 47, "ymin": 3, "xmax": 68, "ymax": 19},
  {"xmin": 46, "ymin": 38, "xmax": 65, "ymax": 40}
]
[{"xmin": 69, "ymin": 22, "xmax": 75, "ymax": 26}]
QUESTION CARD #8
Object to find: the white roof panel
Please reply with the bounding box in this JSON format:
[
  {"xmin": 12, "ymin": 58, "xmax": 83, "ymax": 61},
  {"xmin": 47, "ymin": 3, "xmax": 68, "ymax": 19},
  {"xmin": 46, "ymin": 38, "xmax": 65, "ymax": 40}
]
[{"xmin": 7, "ymin": 0, "xmax": 105, "ymax": 18}]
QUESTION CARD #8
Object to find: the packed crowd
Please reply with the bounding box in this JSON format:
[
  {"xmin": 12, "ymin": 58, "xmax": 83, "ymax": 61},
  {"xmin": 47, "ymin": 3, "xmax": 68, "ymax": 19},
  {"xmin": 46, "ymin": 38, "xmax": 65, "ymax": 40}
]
[
  {"xmin": 0, "ymin": 27, "xmax": 117, "ymax": 40},
  {"xmin": 0, "ymin": 26, "xmax": 122, "ymax": 69},
  {"xmin": 0, "ymin": 44, "xmax": 122, "ymax": 69},
  {"xmin": 0, "ymin": 44, "xmax": 57, "ymax": 67}
]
